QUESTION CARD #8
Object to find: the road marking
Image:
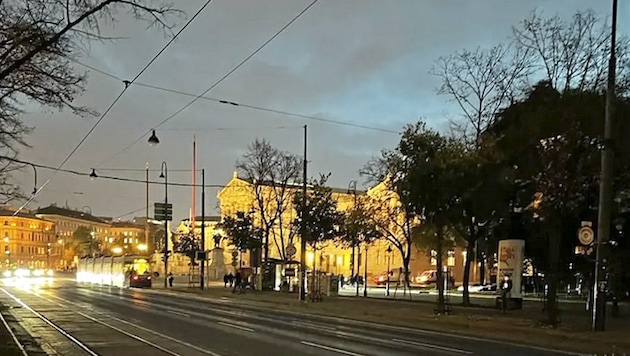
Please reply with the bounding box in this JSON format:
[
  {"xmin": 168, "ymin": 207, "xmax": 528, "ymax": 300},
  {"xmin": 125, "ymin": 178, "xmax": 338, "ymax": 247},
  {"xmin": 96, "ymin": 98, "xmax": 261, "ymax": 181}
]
[
  {"xmin": 217, "ymin": 321, "xmax": 254, "ymax": 332},
  {"xmin": 393, "ymin": 338, "xmax": 472, "ymax": 354},
  {"xmin": 41, "ymin": 293, "xmax": 224, "ymax": 356},
  {"xmin": 167, "ymin": 310, "xmax": 191, "ymax": 317},
  {"xmin": 300, "ymin": 341, "xmax": 365, "ymax": 356},
  {"xmin": 292, "ymin": 320, "xmax": 337, "ymax": 332},
  {"xmin": 77, "ymin": 312, "xmax": 182, "ymax": 356},
  {"xmin": 0, "ymin": 288, "xmax": 99, "ymax": 356}
]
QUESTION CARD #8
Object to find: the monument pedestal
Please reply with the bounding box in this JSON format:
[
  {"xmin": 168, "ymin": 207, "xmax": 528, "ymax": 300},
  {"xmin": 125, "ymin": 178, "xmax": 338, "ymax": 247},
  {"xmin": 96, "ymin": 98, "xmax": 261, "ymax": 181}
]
[{"xmin": 207, "ymin": 248, "xmax": 226, "ymax": 281}]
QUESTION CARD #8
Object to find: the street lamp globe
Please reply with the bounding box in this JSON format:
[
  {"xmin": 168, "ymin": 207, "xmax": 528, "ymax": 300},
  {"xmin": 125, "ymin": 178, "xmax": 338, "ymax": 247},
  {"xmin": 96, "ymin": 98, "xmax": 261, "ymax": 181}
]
[{"xmin": 148, "ymin": 129, "xmax": 160, "ymax": 146}]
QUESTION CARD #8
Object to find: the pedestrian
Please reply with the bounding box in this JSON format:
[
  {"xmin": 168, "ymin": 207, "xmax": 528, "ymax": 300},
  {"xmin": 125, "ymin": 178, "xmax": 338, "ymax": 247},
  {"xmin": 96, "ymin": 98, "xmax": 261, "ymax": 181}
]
[
  {"xmin": 339, "ymin": 275, "xmax": 345, "ymax": 289},
  {"xmin": 227, "ymin": 272, "xmax": 234, "ymax": 287},
  {"xmin": 500, "ymin": 274, "xmax": 513, "ymax": 313},
  {"xmin": 223, "ymin": 273, "xmax": 229, "ymax": 288},
  {"xmin": 232, "ymin": 271, "xmax": 242, "ymax": 294},
  {"xmin": 167, "ymin": 272, "xmax": 174, "ymax": 288}
]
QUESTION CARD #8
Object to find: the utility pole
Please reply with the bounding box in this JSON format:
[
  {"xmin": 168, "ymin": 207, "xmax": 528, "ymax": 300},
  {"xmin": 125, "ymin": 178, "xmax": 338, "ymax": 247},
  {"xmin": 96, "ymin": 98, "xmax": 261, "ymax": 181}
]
[
  {"xmin": 593, "ymin": 0, "xmax": 617, "ymax": 332},
  {"xmin": 200, "ymin": 169, "xmax": 206, "ymax": 290},
  {"xmin": 348, "ymin": 180, "xmax": 359, "ymax": 297},
  {"xmin": 299, "ymin": 125, "xmax": 308, "ymax": 301},
  {"xmin": 145, "ymin": 163, "xmax": 149, "ymax": 248}
]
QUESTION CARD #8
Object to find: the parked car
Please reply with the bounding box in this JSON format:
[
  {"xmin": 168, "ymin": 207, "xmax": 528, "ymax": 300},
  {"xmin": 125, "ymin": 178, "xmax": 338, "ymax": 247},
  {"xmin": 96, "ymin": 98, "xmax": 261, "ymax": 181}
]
[
  {"xmin": 373, "ymin": 270, "xmax": 410, "ymax": 285},
  {"xmin": 415, "ymin": 270, "xmax": 455, "ymax": 289}
]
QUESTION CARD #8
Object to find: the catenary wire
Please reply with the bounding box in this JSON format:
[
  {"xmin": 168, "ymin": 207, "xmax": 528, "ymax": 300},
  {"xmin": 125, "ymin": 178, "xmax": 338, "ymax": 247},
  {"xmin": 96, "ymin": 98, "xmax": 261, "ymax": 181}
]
[
  {"xmin": 2, "ymin": 156, "xmax": 225, "ymax": 188},
  {"xmin": 13, "ymin": 0, "xmax": 216, "ymax": 215},
  {"xmin": 73, "ymin": 59, "xmax": 396, "ymax": 134},
  {"xmin": 96, "ymin": 0, "xmax": 320, "ymax": 168}
]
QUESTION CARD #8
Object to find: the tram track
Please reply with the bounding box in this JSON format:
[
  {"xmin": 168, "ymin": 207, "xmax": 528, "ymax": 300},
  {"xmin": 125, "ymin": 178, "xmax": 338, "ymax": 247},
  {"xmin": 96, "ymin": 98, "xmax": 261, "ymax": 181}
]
[{"xmin": 0, "ymin": 286, "xmax": 221, "ymax": 356}]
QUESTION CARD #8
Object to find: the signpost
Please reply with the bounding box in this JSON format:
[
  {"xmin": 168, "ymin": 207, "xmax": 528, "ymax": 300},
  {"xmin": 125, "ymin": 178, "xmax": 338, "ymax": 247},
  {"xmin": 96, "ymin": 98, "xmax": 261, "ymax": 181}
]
[
  {"xmin": 286, "ymin": 245, "xmax": 297, "ymax": 258},
  {"xmin": 154, "ymin": 202, "xmax": 173, "ymax": 221}
]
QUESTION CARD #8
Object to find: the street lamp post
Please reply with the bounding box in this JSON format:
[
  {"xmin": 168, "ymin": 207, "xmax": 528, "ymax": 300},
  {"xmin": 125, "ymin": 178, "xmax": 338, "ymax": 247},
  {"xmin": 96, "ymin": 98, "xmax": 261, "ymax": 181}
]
[
  {"xmin": 593, "ymin": 0, "xmax": 618, "ymax": 332},
  {"xmin": 160, "ymin": 161, "xmax": 169, "ymax": 288},
  {"xmin": 363, "ymin": 244, "xmax": 368, "ymax": 297},
  {"xmin": 299, "ymin": 125, "xmax": 308, "ymax": 302},
  {"xmin": 386, "ymin": 246, "xmax": 392, "ymax": 296},
  {"xmin": 4, "ymin": 236, "xmax": 10, "ymax": 268},
  {"xmin": 347, "ymin": 180, "xmax": 358, "ymax": 297},
  {"xmin": 46, "ymin": 242, "xmax": 51, "ymax": 270},
  {"xmin": 200, "ymin": 168, "xmax": 206, "ymax": 290}
]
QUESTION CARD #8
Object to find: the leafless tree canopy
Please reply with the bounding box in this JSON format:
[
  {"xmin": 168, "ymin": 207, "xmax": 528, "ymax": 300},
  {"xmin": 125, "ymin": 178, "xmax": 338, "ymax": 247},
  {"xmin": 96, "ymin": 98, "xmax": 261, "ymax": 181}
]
[
  {"xmin": 236, "ymin": 139, "xmax": 302, "ymax": 261},
  {"xmin": 514, "ymin": 9, "xmax": 630, "ymax": 94},
  {"xmin": 431, "ymin": 43, "xmax": 534, "ymax": 147},
  {"xmin": 432, "ymin": 9, "xmax": 630, "ymax": 146},
  {"xmin": 0, "ymin": 0, "xmax": 181, "ymax": 203}
]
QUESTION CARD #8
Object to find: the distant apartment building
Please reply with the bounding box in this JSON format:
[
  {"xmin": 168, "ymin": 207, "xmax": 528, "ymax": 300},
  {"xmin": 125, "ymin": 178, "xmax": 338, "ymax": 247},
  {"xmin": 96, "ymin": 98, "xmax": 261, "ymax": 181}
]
[
  {"xmin": 0, "ymin": 208, "xmax": 58, "ymax": 270},
  {"xmin": 35, "ymin": 205, "xmax": 111, "ymax": 267},
  {"xmin": 109, "ymin": 221, "xmax": 146, "ymax": 254}
]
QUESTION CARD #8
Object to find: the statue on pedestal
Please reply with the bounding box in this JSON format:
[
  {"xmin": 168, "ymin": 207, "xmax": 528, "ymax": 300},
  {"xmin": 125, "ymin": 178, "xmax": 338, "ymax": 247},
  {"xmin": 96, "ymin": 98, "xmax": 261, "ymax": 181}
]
[{"xmin": 212, "ymin": 233, "xmax": 223, "ymax": 249}]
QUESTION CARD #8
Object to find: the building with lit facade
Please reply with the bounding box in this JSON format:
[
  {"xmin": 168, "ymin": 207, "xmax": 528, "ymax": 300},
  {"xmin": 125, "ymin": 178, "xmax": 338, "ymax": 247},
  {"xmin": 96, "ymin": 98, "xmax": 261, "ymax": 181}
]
[
  {"xmin": 35, "ymin": 205, "xmax": 111, "ymax": 267},
  {"xmin": 217, "ymin": 172, "xmax": 466, "ymax": 288},
  {"xmin": 109, "ymin": 221, "xmax": 147, "ymax": 254},
  {"xmin": 0, "ymin": 208, "xmax": 58, "ymax": 270}
]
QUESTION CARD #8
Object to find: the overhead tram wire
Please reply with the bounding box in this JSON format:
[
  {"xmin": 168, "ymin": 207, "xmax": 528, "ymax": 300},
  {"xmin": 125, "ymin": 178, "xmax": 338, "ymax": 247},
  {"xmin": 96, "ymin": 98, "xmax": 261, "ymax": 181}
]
[
  {"xmin": 13, "ymin": 0, "xmax": 216, "ymax": 215},
  {"xmin": 71, "ymin": 59, "xmax": 394, "ymax": 134},
  {"xmin": 2, "ymin": 156, "xmax": 225, "ymax": 188},
  {"xmin": 134, "ymin": 82, "xmax": 399, "ymax": 134},
  {"xmin": 96, "ymin": 0, "xmax": 320, "ymax": 168}
]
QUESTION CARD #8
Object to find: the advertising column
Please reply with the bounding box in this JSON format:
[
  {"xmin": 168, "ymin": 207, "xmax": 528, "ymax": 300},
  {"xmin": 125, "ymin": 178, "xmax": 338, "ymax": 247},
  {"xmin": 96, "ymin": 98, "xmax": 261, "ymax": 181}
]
[{"xmin": 497, "ymin": 239, "xmax": 525, "ymax": 303}]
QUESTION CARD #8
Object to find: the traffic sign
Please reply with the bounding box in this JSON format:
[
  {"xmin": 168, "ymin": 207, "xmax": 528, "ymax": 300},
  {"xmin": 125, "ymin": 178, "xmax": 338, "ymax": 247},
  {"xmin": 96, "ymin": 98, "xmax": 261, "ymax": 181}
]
[
  {"xmin": 195, "ymin": 251, "xmax": 207, "ymax": 261},
  {"xmin": 578, "ymin": 226, "xmax": 595, "ymax": 245},
  {"xmin": 154, "ymin": 202, "xmax": 173, "ymax": 221},
  {"xmin": 286, "ymin": 244, "xmax": 296, "ymax": 257},
  {"xmin": 231, "ymin": 251, "xmax": 239, "ymax": 257}
]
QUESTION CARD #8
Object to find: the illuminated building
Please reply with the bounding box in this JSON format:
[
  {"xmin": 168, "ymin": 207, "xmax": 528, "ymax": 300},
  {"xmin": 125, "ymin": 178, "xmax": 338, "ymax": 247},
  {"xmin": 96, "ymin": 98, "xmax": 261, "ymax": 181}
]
[
  {"xmin": 35, "ymin": 205, "xmax": 111, "ymax": 268},
  {"xmin": 218, "ymin": 172, "xmax": 467, "ymax": 286},
  {"xmin": 109, "ymin": 221, "xmax": 146, "ymax": 254},
  {"xmin": 0, "ymin": 208, "xmax": 57, "ymax": 269}
]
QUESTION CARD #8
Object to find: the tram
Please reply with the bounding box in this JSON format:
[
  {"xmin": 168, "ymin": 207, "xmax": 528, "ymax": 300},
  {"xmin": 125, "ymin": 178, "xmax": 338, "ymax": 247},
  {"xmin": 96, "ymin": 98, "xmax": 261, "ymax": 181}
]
[{"xmin": 76, "ymin": 255, "xmax": 153, "ymax": 288}]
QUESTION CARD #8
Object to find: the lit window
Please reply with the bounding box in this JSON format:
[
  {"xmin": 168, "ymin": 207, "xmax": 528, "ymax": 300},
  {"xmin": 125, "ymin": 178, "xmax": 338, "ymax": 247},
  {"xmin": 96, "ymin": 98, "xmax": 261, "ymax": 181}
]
[{"xmin": 447, "ymin": 250, "xmax": 455, "ymax": 267}]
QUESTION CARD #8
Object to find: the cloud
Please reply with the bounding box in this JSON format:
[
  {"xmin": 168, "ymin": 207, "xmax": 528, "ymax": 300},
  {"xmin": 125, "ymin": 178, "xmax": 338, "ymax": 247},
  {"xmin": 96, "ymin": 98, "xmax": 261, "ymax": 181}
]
[{"xmin": 14, "ymin": 0, "xmax": 628, "ymax": 222}]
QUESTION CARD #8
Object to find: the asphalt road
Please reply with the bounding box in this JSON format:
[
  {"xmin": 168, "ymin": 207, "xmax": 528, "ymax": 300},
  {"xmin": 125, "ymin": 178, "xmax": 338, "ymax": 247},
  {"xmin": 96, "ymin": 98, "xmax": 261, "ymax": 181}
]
[{"xmin": 0, "ymin": 277, "xmax": 584, "ymax": 356}]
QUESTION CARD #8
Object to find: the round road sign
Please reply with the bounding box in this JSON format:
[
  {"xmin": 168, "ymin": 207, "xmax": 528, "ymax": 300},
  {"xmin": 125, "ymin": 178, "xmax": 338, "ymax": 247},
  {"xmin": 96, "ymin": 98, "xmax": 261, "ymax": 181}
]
[
  {"xmin": 286, "ymin": 244, "xmax": 297, "ymax": 257},
  {"xmin": 231, "ymin": 251, "xmax": 239, "ymax": 257},
  {"xmin": 578, "ymin": 226, "xmax": 594, "ymax": 245}
]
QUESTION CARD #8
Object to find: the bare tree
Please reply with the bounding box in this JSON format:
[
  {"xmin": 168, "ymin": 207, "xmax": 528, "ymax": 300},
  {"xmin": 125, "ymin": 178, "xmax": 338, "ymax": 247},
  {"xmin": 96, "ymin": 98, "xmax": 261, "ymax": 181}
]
[
  {"xmin": 236, "ymin": 139, "xmax": 301, "ymax": 263},
  {"xmin": 431, "ymin": 43, "xmax": 534, "ymax": 148},
  {"xmin": 0, "ymin": 0, "xmax": 181, "ymax": 201},
  {"xmin": 365, "ymin": 180, "xmax": 417, "ymax": 288},
  {"xmin": 513, "ymin": 9, "xmax": 630, "ymax": 95}
]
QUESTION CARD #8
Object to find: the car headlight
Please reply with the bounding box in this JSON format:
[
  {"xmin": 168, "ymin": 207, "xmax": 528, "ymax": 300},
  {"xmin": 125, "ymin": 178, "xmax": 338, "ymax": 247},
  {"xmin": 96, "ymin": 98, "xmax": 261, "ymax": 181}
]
[
  {"xmin": 2, "ymin": 270, "xmax": 11, "ymax": 278},
  {"xmin": 15, "ymin": 269, "xmax": 30, "ymax": 277},
  {"xmin": 33, "ymin": 269, "xmax": 45, "ymax": 277},
  {"xmin": 46, "ymin": 270, "xmax": 54, "ymax": 277},
  {"xmin": 419, "ymin": 276, "xmax": 427, "ymax": 282}
]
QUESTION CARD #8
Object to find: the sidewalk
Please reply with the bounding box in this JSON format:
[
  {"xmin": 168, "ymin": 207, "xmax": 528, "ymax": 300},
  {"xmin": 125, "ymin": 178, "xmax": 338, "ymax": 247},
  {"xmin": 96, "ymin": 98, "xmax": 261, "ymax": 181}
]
[{"xmin": 144, "ymin": 281, "xmax": 629, "ymax": 355}]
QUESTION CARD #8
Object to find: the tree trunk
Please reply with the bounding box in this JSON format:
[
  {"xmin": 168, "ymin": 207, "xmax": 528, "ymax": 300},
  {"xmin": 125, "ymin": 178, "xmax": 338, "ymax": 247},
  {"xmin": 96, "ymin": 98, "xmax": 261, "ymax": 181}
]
[
  {"xmin": 546, "ymin": 221, "xmax": 561, "ymax": 326},
  {"xmin": 436, "ymin": 227, "xmax": 445, "ymax": 313},
  {"xmin": 462, "ymin": 239, "xmax": 475, "ymax": 305},
  {"xmin": 403, "ymin": 255, "xmax": 411, "ymax": 289}
]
